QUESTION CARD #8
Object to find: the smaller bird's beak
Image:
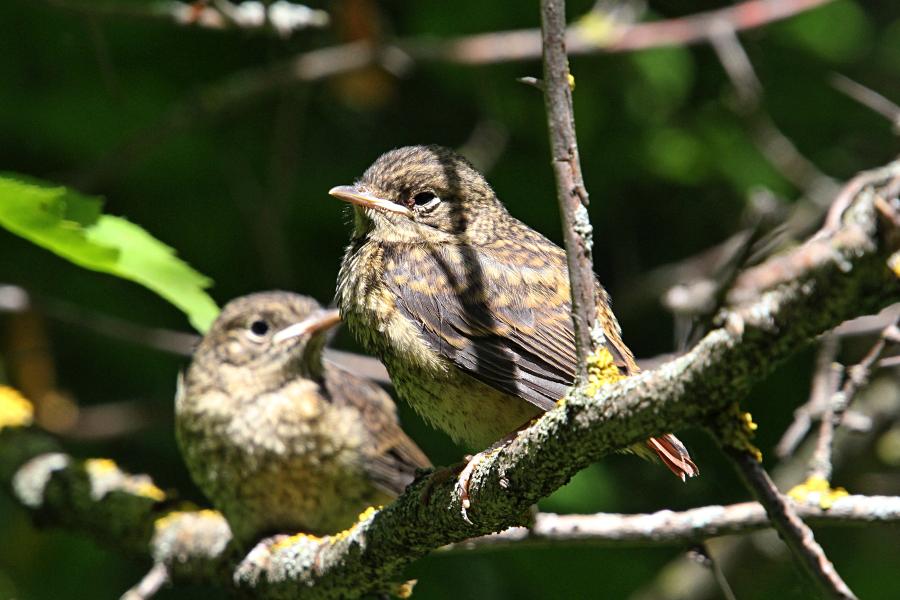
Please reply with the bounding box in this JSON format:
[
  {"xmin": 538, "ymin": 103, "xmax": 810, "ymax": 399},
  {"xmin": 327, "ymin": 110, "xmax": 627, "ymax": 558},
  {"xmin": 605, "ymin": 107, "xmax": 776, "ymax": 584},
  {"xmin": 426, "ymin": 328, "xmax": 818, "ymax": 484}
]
[
  {"xmin": 328, "ymin": 185, "xmax": 412, "ymax": 217},
  {"xmin": 272, "ymin": 309, "xmax": 341, "ymax": 343}
]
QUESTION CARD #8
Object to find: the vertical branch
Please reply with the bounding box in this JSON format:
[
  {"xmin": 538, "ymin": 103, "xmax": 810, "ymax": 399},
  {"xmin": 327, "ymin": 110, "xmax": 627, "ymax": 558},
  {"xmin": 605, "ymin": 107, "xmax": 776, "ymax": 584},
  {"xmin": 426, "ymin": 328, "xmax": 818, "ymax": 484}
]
[
  {"xmin": 726, "ymin": 449, "xmax": 857, "ymax": 599},
  {"xmin": 540, "ymin": 0, "xmax": 597, "ymax": 378}
]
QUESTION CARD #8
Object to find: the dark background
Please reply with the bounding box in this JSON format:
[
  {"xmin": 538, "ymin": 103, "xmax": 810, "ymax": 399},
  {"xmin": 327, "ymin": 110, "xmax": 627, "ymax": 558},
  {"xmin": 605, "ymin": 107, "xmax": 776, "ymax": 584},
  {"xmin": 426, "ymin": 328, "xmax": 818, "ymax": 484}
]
[{"xmin": 1, "ymin": 1, "xmax": 899, "ymax": 598}]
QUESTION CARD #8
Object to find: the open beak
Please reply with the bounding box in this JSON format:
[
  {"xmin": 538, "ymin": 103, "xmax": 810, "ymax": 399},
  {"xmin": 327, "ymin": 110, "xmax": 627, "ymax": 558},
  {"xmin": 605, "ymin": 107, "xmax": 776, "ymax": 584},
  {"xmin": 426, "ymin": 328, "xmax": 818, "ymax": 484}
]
[
  {"xmin": 328, "ymin": 185, "xmax": 411, "ymax": 217},
  {"xmin": 272, "ymin": 308, "xmax": 341, "ymax": 343}
]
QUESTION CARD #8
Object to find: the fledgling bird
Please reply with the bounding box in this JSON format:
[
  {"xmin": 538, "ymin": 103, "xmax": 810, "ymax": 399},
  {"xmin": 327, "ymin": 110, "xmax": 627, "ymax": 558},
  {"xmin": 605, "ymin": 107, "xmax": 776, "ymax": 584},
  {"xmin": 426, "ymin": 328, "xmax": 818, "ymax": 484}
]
[
  {"xmin": 332, "ymin": 145, "xmax": 698, "ymax": 501},
  {"xmin": 175, "ymin": 291, "xmax": 430, "ymax": 544}
]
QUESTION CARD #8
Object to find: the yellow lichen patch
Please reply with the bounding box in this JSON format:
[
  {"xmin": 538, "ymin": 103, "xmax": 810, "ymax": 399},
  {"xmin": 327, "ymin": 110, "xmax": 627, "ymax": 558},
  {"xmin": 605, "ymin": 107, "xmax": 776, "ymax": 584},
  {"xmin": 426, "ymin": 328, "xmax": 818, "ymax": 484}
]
[
  {"xmin": 0, "ymin": 386, "xmax": 34, "ymax": 430},
  {"xmin": 271, "ymin": 532, "xmax": 322, "ymax": 553},
  {"xmin": 715, "ymin": 404, "xmax": 762, "ymax": 462},
  {"xmin": 134, "ymin": 480, "xmax": 167, "ymax": 502},
  {"xmin": 357, "ymin": 505, "xmax": 381, "ymax": 523},
  {"xmin": 329, "ymin": 506, "xmax": 382, "ymax": 545},
  {"xmin": 889, "ymin": 252, "xmax": 900, "ymax": 279},
  {"xmin": 393, "ymin": 579, "xmax": 418, "ymax": 599},
  {"xmin": 154, "ymin": 508, "xmax": 223, "ymax": 534},
  {"xmin": 567, "ymin": 73, "xmax": 576, "ymax": 91},
  {"xmin": 788, "ymin": 475, "xmax": 849, "ymax": 510},
  {"xmin": 85, "ymin": 457, "xmax": 166, "ymax": 502},
  {"xmin": 84, "ymin": 457, "xmax": 119, "ymax": 473},
  {"xmin": 583, "ymin": 346, "xmax": 625, "ymax": 397}
]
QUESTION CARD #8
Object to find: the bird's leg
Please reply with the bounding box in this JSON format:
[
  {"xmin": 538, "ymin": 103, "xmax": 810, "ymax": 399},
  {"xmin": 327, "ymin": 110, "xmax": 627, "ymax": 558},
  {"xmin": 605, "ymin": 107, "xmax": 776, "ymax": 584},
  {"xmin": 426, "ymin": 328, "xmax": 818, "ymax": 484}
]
[{"xmin": 455, "ymin": 419, "xmax": 535, "ymax": 524}]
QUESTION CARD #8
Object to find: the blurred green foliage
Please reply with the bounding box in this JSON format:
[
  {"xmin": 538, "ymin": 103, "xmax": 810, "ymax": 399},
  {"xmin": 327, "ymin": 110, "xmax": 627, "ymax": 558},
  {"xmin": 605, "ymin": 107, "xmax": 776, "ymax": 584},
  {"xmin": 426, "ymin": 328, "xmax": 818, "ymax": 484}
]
[{"xmin": 0, "ymin": 1, "xmax": 898, "ymax": 598}]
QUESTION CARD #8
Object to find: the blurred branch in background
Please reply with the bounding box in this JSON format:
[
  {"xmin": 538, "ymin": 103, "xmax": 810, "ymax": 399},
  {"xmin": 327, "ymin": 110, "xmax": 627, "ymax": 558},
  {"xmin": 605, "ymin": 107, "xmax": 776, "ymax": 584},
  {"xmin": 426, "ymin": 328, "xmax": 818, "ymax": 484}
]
[
  {"xmin": 44, "ymin": 0, "xmax": 330, "ymax": 37},
  {"xmin": 830, "ymin": 74, "xmax": 900, "ymax": 134},
  {"xmin": 72, "ymin": 0, "xmax": 835, "ymax": 190}
]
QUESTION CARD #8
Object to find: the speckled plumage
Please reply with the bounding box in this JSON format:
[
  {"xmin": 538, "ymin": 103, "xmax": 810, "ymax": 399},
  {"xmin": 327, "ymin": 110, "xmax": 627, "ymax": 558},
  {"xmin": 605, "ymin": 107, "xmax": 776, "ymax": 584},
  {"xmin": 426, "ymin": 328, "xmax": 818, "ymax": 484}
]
[
  {"xmin": 334, "ymin": 146, "xmax": 698, "ymax": 478},
  {"xmin": 176, "ymin": 292, "xmax": 430, "ymax": 544}
]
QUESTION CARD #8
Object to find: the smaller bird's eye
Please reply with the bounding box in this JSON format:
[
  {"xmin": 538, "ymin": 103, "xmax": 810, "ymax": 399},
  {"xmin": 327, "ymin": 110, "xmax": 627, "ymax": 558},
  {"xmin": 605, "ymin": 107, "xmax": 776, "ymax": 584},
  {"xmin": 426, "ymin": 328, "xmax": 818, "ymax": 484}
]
[
  {"xmin": 412, "ymin": 191, "xmax": 440, "ymax": 209},
  {"xmin": 249, "ymin": 320, "xmax": 269, "ymax": 337}
]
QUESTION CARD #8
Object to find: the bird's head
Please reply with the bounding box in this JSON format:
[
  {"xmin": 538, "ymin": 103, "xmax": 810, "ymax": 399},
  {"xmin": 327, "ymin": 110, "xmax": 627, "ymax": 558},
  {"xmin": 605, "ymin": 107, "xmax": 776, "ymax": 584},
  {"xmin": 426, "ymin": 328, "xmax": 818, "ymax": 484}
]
[
  {"xmin": 195, "ymin": 291, "xmax": 340, "ymax": 385},
  {"xmin": 330, "ymin": 145, "xmax": 507, "ymax": 244}
]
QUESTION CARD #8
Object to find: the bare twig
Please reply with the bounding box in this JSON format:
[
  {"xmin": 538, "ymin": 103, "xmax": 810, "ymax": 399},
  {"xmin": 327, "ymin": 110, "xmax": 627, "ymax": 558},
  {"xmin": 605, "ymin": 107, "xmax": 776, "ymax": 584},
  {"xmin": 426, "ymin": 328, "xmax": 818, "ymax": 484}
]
[
  {"xmin": 726, "ymin": 449, "xmax": 856, "ymax": 599},
  {"xmin": 776, "ymin": 335, "xmax": 842, "ymax": 458},
  {"xmin": 541, "ymin": 0, "xmax": 597, "ymax": 374},
  {"xmin": 809, "ymin": 315, "xmax": 900, "ymax": 480},
  {"xmin": 121, "ymin": 562, "xmax": 170, "ymax": 600},
  {"xmin": 830, "ymin": 74, "xmax": 900, "ymax": 133},
  {"xmin": 710, "ymin": 23, "xmax": 836, "ymax": 198},
  {"xmin": 446, "ymin": 496, "xmax": 900, "ymax": 551},
  {"xmin": 409, "ymin": 0, "xmax": 834, "ymax": 64}
]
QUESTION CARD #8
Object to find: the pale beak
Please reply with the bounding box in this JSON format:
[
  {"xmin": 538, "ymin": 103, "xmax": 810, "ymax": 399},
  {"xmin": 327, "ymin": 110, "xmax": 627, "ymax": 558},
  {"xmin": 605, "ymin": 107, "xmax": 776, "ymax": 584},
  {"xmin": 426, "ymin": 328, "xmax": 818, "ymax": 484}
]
[
  {"xmin": 272, "ymin": 309, "xmax": 341, "ymax": 343},
  {"xmin": 328, "ymin": 185, "xmax": 412, "ymax": 217}
]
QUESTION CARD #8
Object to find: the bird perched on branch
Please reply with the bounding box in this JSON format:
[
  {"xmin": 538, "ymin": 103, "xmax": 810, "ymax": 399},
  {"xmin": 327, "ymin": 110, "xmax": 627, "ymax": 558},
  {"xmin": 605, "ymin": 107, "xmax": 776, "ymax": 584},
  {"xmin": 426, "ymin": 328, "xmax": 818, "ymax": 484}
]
[
  {"xmin": 332, "ymin": 146, "xmax": 698, "ymax": 514},
  {"xmin": 176, "ymin": 291, "xmax": 430, "ymax": 543}
]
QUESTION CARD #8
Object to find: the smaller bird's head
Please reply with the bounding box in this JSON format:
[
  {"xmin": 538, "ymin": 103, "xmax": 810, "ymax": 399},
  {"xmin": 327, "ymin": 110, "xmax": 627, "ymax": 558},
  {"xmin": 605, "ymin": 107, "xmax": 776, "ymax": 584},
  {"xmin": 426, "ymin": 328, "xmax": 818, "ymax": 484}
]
[
  {"xmin": 330, "ymin": 145, "xmax": 507, "ymax": 243},
  {"xmin": 195, "ymin": 292, "xmax": 340, "ymax": 387}
]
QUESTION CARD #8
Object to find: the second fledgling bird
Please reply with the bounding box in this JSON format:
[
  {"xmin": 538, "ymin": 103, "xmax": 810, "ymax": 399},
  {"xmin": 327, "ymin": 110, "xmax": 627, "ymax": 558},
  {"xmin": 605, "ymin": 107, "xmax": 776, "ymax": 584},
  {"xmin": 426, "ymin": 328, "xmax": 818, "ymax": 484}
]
[
  {"xmin": 176, "ymin": 291, "xmax": 430, "ymax": 544},
  {"xmin": 332, "ymin": 146, "xmax": 698, "ymax": 508}
]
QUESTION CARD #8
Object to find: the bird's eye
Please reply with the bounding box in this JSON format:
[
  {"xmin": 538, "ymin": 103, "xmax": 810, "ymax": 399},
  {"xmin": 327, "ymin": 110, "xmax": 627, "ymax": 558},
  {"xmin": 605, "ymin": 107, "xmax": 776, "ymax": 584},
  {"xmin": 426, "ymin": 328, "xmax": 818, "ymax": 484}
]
[
  {"xmin": 248, "ymin": 319, "xmax": 270, "ymax": 338},
  {"xmin": 411, "ymin": 191, "xmax": 440, "ymax": 210}
]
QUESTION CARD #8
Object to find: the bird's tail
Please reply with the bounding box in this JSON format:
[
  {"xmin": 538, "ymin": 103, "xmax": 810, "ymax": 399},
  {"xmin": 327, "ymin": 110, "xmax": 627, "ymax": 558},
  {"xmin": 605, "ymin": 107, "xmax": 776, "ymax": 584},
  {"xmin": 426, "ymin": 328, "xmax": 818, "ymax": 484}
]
[{"xmin": 631, "ymin": 434, "xmax": 699, "ymax": 481}]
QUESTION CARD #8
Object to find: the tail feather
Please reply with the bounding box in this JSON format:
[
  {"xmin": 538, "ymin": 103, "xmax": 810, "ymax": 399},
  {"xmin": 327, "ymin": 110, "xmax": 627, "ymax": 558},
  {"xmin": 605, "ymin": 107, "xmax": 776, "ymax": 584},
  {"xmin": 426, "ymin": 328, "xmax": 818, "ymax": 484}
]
[{"xmin": 645, "ymin": 434, "xmax": 699, "ymax": 482}]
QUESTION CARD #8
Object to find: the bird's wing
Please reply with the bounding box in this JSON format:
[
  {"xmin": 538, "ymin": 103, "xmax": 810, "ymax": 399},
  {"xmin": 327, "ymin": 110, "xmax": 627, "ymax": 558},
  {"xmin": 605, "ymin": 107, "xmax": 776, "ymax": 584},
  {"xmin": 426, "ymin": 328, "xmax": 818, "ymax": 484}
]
[
  {"xmin": 383, "ymin": 235, "xmax": 635, "ymax": 412},
  {"xmin": 323, "ymin": 362, "xmax": 431, "ymax": 497}
]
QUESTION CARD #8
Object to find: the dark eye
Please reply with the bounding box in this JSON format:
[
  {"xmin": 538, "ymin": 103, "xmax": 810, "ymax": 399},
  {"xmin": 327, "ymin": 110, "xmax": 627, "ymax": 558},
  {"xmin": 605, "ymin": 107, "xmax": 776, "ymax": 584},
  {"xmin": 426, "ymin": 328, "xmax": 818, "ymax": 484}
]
[
  {"xmin": 249, "ymin": 320, "xmax": 269, "ymax": 337},
  {"xmin": 412, "ymin": 191, "xmax": 440, "ymax": 208}
]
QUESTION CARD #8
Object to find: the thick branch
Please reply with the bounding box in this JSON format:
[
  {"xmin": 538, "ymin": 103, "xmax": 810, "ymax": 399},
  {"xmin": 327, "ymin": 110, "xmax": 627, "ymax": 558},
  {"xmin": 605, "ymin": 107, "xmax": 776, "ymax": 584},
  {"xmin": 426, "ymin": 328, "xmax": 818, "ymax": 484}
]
[{"xmin": 541, "ymin": 0, "xmax": 597, "ymax": 374}]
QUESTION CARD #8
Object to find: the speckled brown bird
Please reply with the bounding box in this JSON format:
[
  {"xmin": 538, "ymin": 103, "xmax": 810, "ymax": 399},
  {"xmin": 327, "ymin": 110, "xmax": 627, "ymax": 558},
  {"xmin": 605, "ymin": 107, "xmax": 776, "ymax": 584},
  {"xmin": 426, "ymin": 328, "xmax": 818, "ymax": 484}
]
[
  {"xmin": 175, "ymin": 291, "xmax": 430, "ymax": 544},
  {"xmin": 332, "ymin": 145, "xmax": 698, "ymax": 492}
]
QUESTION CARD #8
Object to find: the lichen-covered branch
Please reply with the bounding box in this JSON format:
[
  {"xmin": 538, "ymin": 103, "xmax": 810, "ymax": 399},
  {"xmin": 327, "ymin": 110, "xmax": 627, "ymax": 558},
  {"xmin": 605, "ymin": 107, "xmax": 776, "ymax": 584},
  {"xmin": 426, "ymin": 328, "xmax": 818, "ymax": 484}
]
[{"xmin": 3, "ymin": 162, "xmax": 899, "ymax": 597}]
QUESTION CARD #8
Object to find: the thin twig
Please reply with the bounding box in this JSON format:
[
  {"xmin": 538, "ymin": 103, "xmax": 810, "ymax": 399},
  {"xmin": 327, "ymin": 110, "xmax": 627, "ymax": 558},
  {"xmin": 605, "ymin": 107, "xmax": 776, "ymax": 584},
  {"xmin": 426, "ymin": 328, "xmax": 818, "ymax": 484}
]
[
  {"xmin": 710, "ymin": 22, "xmax": 835, "ymax": 198},
  {"xmin": 809, "ymin": 316, "xmax": 900, "ymax": 480},
  {"xmin": 121, "ymin": 562, "xmax": 170, "ymax": 600},
  {"xmin": 830, "ymin": 73, "xmax": 900, "ymax": 132},
  {"xmin": 445, "ymin": 496, "xmax": 900, "ymax": 551},
  {"xmin": 776, "ymin": 335, "xmax": 842, "ymax": 459},
  {"xmin": 726, "ymin": 449, "xmax": 857, "ymax": 599},
  {"xmin": 540, "ymin": 0, "xmax": 597, "ymax": 375}
]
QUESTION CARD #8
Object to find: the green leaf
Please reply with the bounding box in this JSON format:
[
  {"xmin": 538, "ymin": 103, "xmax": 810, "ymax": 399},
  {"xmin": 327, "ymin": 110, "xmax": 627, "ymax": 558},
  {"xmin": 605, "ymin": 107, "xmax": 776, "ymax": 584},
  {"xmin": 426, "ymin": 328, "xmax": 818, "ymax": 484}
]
[{"xmin": 0, "ymin": 174, "xmax": 219, "ymax": 332}]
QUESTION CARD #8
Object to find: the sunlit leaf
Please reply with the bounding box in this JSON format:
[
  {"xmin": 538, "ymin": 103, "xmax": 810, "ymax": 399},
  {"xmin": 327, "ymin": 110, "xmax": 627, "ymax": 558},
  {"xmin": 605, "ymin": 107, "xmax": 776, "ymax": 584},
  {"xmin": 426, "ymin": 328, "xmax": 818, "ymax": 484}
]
[{"xmin": 0, "ymin": 174, "xmax": 219, "ymax": 332}]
